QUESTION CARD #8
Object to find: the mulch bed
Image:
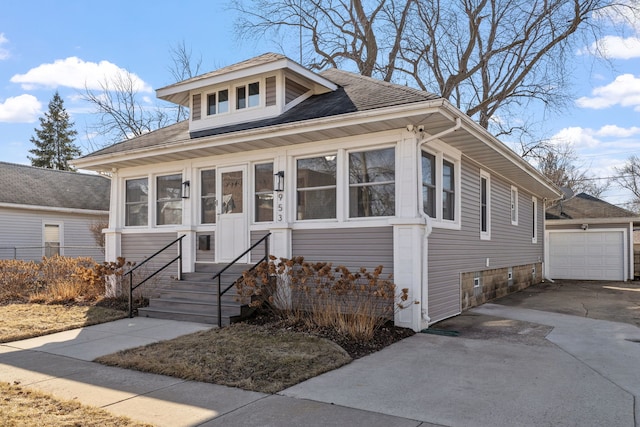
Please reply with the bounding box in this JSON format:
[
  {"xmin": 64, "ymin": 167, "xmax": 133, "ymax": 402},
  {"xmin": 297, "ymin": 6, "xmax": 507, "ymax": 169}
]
[{"xmin": 244, "ymin": 310, "xmax": 415, "ymax": 359}]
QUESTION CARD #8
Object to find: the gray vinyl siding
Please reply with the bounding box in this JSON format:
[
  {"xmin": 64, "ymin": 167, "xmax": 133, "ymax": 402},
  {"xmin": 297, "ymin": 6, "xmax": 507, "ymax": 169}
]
[
  {"xmin": 192, "ymin": 94, "xmax": 201, "ymax": 120},
  {"xmin": 196, "ymin": 231, "xmax": 215, "ymax": 262},
  {"xmin": 265, "ymin": 76, "xmax": 276, "ymax": 106},
  {"xmin": 250, "ymin": 230, "xmax": 272, "ymax": 263},
  {"xmin": 285, "ymin": 78, "xmax": 308, "ymax": 104},
  {"xmin": 121, "ymin": 232, "xmax": 180, "ymax": 294},
  {"xmin": 0, "ymin": 207, "xmax": 106, "ymax": 262},
  {"xmin": 428, "ymin": 159, "xmax": 545, "ymax": 323},
  {"xmin": 291, "ymin": 227, "xmax": 393, "ymax": 276}
]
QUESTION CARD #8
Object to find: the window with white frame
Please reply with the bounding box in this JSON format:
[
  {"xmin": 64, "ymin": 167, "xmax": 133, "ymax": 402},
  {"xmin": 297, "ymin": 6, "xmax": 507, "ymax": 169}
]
[
  {"xmin": 480, "ymin": 171, "xmax": 491, "ymax": 240},
  {"xmin": 236, "ymin": 82, "xmax": 260, "ymax": 110},
  {"xmin": 421, "ymin": 147, "xmax": 460, "ymax": 224},
  {"xmin": 532, "ymin": 196, "xmax": 538, "ymax": 243},
  {"xmin": 255, "ymin": 162, "xmax": 274, "ymax": 222},
  {"xmin": 201, "ymin": 169, "xmax": 216, "ymax": 224},
  {"xmin": 510, "ymin": 186, "xmax": 519, "ymax": 225},
  {"xmin": 296, "ymin": 155, "xmax": 337, "ymax": 220},
  {"xmin": 156, "ymin": 174, "xmax": 182, "ymax": 225},
  {"xmin": 421, "ymin": 152, "xmax": 436, "ymax": 217},
  {"xmin": 44, "ymin": 223, "xmax": 60, "ymax": 257},
  {"xmin": 125, "ymin": 177, "xmax": 148, "ymax": 226},
  {"xmin": 207, "ymin": 89, "xmax": 229, "ymax": 116},
  {"xmin": 348, "ymin": 147, "xmax": 395, "ymax": 218}
]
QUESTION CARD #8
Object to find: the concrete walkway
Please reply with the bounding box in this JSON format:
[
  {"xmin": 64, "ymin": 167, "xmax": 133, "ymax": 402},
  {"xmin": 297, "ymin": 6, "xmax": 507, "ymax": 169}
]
[{"xmin": 1, "ymin": 309, "xmax": 639, "ymax": 426}]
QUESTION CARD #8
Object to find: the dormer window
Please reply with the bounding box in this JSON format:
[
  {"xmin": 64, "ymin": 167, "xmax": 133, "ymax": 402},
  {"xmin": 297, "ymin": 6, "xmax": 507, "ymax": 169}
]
[
  {"xmin": 236, "ymin": 82, "xmax": 260, "ymax": 109},
  {"xmin": 207, "ymin": 89, "xmax": 229, "ymax": 116}
]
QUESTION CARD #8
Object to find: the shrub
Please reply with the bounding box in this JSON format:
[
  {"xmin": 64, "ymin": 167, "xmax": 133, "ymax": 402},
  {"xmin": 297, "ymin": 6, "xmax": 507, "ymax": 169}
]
[
  {"xmin": 236, "ymin": 256, "xmax": 411, "ymax": 340},
  {"xmin": 0, "ymin": 259, "xmax": 41, "ymax": 302}
]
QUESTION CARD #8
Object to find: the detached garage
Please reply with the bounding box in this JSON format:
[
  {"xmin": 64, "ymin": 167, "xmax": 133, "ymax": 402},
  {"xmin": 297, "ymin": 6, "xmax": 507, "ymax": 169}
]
[{"xmin": 546, "ymin": 193, "xmax": 639, "ymax": 282}]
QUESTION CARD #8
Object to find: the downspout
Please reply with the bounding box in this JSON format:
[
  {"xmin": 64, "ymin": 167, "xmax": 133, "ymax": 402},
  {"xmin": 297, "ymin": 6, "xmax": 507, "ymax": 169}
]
[{"xmin": 415, "ymin": 117, "xmax": 462, "ymax": 325}]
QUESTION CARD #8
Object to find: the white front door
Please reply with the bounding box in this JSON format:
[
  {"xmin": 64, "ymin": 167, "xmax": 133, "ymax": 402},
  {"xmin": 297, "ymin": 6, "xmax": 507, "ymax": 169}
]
[{"xmin": 216, "ymin": 165, "xmax": 249, "ymax": 263}]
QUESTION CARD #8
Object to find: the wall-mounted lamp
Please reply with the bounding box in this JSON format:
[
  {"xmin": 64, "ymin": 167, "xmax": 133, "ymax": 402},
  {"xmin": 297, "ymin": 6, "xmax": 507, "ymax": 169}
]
[
  {"xmin": 581, "ymin": 223, "xmax": 589, "ymax": 231},
  {"xmin": 274, "ymin": 171, "xmax": 285, "ymax": 192},
  {"xmin": 182, "ymin": 180, "xmax": 191, "ymax": 199}
]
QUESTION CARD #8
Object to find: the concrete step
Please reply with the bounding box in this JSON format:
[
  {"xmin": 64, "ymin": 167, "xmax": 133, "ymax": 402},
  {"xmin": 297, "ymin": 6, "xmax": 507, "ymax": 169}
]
[
  {"xmin": 157, "ymin": 289, "xmax": 249, "ymax": 304},
  {"xmin": 137, "ymin": 307, "xmax": 228, "ymax": 326}
]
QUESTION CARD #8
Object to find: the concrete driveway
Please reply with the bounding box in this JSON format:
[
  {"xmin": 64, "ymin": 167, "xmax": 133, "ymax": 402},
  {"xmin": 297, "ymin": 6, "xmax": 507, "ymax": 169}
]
[{"xmin": 283, "ymin": 280, "xmax": 640, "ymax": 427}]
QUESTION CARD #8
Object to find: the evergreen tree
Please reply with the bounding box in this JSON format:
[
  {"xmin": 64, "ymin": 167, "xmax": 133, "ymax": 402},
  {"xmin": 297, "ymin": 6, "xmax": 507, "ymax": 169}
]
[{"xmin": 28, "ymin": 91, "xmax": 81, "ymax": 170}]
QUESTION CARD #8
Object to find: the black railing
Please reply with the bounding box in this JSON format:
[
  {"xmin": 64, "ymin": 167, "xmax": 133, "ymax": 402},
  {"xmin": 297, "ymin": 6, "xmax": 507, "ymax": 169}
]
[
  {"xmin": 125, "ymin": 235, "xmax": 186, "ymax": 318},
  {"xmin": 213, "ymin": 232, "xmax": 271, "ymax": 328}
]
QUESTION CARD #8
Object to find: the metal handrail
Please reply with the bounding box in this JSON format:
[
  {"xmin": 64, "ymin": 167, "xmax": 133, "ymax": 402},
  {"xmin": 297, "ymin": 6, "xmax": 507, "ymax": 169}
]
[
  {"xmin": 125, "ymin": 234, "xmax": 186, "ymax": 318},
  {"xmin": 213, "ymin": 232, "xmax": 271, "ymax": 328}
]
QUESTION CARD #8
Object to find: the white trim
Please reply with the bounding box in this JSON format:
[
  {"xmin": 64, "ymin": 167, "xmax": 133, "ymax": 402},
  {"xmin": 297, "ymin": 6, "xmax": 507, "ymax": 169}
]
[
  {"xmin": 510, "ymin": 185, "xmax": 519, "ymax": 226},
  {"xmin": 0, "ymin": 202, "xmax": 107, "ymax": 216},
  {"xmin": 531, "ymin": 196, "xmax": 538, "ymax": 244},
  {"xmin": 480, "ymin": 170, "xmax": 491, "ymax": 240}
]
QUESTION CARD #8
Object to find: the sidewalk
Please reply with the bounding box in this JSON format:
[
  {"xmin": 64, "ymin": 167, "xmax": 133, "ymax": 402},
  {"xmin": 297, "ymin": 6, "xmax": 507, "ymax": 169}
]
[
  {"xmin": 0, "ymin": 317, "xmax": 426, "ymax": 427},
  {"xmin": 2, "ymin": 309, "xmax": 639, "ymax": 426}
]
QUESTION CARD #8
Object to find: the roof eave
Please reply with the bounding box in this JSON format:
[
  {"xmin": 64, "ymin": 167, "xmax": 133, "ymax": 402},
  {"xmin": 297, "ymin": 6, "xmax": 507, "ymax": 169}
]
[{"xmin": 547, "ymin": 217, "xmax": 640, "ymax": 226}]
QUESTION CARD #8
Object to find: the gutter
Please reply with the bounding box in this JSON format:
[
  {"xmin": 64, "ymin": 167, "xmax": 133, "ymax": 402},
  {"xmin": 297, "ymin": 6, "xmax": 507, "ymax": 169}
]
[
  {"xmin": 414, "ymin": 116, "xmax": 462, "ymax": 325},
  {"xmin": 0, "ymin": 202, "xmax": 109, "ymax": 216}
]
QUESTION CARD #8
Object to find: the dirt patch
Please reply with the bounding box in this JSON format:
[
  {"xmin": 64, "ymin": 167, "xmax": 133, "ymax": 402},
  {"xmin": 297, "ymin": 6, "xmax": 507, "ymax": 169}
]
[
  {"xmin": 431, "ymin": 312, "xmax": 553, "ymax": 346},
  {"xmin": 494, "ymin": 280, "xmax": 640, "ymax": 327}
]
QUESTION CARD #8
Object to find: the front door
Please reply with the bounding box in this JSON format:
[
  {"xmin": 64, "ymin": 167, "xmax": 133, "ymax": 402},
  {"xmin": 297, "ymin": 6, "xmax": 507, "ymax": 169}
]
[{"xmin": 216, "ymin": 165, "xmax": 249, "ymax": 263}]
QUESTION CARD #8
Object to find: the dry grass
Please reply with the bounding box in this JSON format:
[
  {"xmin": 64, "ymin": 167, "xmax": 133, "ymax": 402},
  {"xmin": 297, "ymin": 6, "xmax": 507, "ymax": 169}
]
[
  {"xmin": 0, "ymin": 304, "xmax": 127, "ymax": 343},
  {"xmin": 96, "ymin": 322, "xmax": 352, "ymax": 393},
  {"xmin": 0, "ymin": 382, "xmax": 152, "ymax": 427}
]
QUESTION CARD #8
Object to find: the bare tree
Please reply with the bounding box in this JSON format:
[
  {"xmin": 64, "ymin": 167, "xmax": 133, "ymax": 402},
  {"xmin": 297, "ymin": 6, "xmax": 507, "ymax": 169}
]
[
  {"xmin": 168, "ymin": 40, "xmax": 202, "ymax": 122},
  {"xmin": 613, "ymin": 155, "xmax": 640, "ymax": 212},
  {"xmin": 232, "ymin": 0, "xmax": 637, "ymax": 132},
  {"xmin": 536, "ymin": 142, "xmax": 609, "ymax": 197},
  {"xmin": 83, "ymin": 71, "xmax": 170, "ymax": 143}
]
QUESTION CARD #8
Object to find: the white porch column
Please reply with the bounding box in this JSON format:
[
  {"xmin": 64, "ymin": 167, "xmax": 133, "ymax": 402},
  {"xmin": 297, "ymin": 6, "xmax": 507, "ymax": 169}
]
[
  {"xmin": 103, "ymin": 229, "xmax": 121, "ymax": 263},
  {"xmin": 390, "ymin": 219, "xmax": 426, "ymax": 331},
  {"xmin": 176, "ymin": 228, "xmax": 196, "ymax": 273},
  {"xmin": 269, "ymin": 224, "xmax": 292, "ymax": 259}
]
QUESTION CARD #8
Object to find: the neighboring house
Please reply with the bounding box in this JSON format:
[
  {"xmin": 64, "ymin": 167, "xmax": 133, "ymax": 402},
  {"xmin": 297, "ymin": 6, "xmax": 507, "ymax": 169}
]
[
  {"xmin": 72, "ymin": 53, "xmax": 561, "ymax": 331},
  {"xmin": 0, "ymin": 162, "xmax": 110, "ymax": 262},
  {"xmin": 545, "ymin": 192, "xmax": 640, "ymax": 281}
]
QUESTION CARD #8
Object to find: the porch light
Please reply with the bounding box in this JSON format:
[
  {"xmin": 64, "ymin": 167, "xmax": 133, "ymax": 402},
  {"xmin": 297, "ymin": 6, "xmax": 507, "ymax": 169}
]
[
  {"xmin": 182, "ymin": 180, "xmax": 191, "ymax": 199},
  {"xmin": 274, "ymin": 171, "xmax": 285, "ymax": 192}
]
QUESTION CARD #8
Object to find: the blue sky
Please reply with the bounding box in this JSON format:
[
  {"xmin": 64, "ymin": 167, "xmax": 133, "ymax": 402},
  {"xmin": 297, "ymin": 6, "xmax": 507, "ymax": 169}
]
[{"xmin": 1, "ymin": 1, "xmax": 640, "ymax": 206}]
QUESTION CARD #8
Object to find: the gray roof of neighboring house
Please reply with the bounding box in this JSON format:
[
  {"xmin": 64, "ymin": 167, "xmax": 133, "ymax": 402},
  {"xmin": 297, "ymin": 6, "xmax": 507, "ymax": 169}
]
[
  {"xmin": 81, "ymin": 68, "xmax": 440, "ymax": 158},
  {"xmin": 546, "ymin": 192, "xmax": 635, "ymax": 220},
  {"xmin": 0, "ymin": 162, "xmax": 110, "ymax": 211}
]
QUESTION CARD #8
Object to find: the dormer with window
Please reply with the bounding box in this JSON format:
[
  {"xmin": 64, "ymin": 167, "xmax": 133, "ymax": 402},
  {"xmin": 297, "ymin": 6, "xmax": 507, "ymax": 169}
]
[{"xmin": 156, "ymin": 53, "xmax": 337, "ymax": 136}]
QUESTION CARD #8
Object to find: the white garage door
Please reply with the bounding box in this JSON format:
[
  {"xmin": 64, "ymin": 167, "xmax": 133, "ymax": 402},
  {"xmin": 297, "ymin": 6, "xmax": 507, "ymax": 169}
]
[{"xmin": 549, "ymin": 231, "xmax": 624, "ymax": 281}]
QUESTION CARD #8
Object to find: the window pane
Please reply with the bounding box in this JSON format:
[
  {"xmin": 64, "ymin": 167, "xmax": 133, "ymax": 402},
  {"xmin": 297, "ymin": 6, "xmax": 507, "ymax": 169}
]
[
  {"xmin": 236, "ymin": 86, "xmax": 246, "ymax": 109},
  {"xmin": 207, "ymin": 93, "xmax": 216, "ymax": 115},
  {"xmin": 126, "ymin": 178, "xmax": 148, "ymax": 226},
  {"xmin": 222, "ymin": 171, "xmax": 243, "ymax": 213},
  {"xmin": 349, "ymin": 184, "xmax": 395, "ymax": 217},
  {"xmin": 201, "ymin": 169, "xmax": 216, "ymax": 224},
  {"xmin": 218, "ymin": 90, "xmax": 229, "ymax": 113},
  {"xmin": 443, "ymin": 160, "xmax": 455, "ymax": 221},
  {"xmin": 297, "ymin": 157, "xmax": 336, "ymax": 188},
  {"xmin": 297, "ymin": 189, "xmax": 336, "ymax": 220},
  {"xmin": 248, "ymin": 82, "xmax": 260, "ymax": 107},
  {"xmin": 296, "ymin": 156, "xmax": 336, "ymax": 219},
  {"xmin": 349, "ymin": 148, "xmax": 395, "ymax": 217},
  {"xmin": 44, "ymin": 224, "xmax": 60, "ymax": 257},
  {"xmin": 157, "ymin": 174, "xmax": 182, "ymax": 225},
  {"xmin": 481, "ymin": 177, "xmax": 487, "ymax": 232},
  {"xmin": 421, "ymin": 152, "xmax": 435, "ymax": 217},
  {"xmin": 255, "ymin": 163, "xmax": 273, "ymax": 222}
]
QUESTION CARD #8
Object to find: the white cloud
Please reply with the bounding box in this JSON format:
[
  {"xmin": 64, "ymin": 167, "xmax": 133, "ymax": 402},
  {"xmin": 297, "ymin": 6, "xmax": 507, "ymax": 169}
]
[
  {"xmin": 549, "ymin": 126, "xmax": 601, "ymax": 149},
  {"xmin": 0, "ymin": 94, "xmax": 42, "ymax": 123},
  {"xmin": 596, "ymin": 125, "xmax": 640, "ymax": 138},
  {"xmin": 10, "ymin": 57, "xmax": 152, "ymax": 92},
  {"xmin": 0, "ymin": 33, "xmax": 9, "ymax": 60},
  {"xmin": 576, "ymin": 74, "xmax": 640, "ymax": 110},
  {"xmin": 578, "ymin": 35, "xmax": 640, "ymax": 59}
]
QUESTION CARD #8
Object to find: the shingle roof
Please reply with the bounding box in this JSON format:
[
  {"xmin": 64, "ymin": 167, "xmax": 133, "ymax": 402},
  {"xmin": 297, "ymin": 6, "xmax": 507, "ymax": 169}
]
[
  {"xmin": 81, "ymin": 67, "xmax": 440, "ymax": 158},
  {"xmin": 545, "ymin": 192, "xmax": 635, "ymax": 220},
  {"xmin": 0, "ymin": 162, "xmax": 110, "ymax": 211}
]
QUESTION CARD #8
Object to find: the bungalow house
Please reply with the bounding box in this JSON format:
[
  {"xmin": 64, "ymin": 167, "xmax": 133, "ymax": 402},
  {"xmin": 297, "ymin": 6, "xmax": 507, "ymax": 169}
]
[
  {"xmin": 72, "ymin": 53, "xmax": 561, "ymax": 331},
  {"xmin": 0, "ymin": 162, "xmax": 110, "ymax": 262},
  {"xmin": 545, "ymin": 192, "xmax": 640, "ymax": 281}
]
